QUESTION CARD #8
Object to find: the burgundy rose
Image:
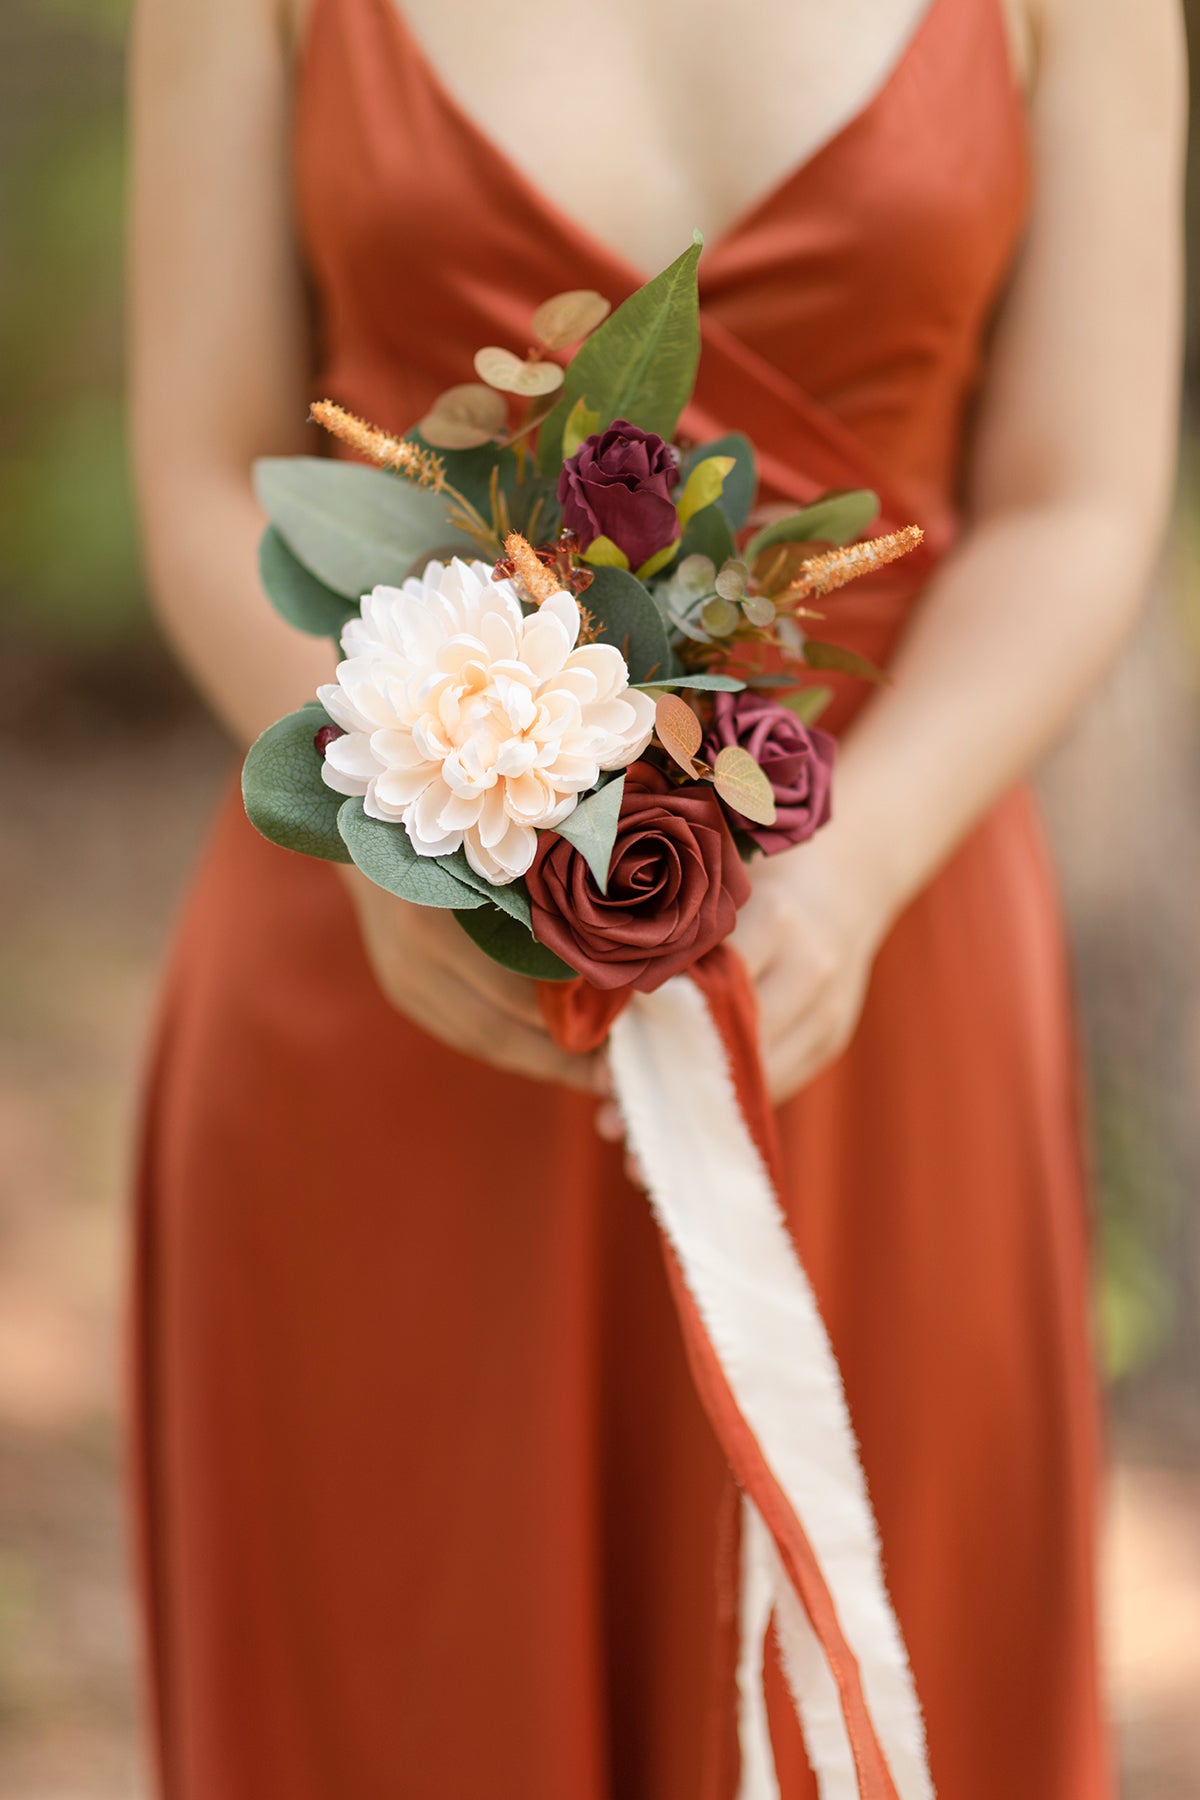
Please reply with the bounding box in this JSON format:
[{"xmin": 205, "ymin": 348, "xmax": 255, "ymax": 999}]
[
  {"xmin": 701, "ymin": 690, "xmax": 836, "ymax": 854},
  {"xmin": 526, "ymin": 762, "xmax": 751, "ymax": 992},
  {"xmin": 557, "ymin": 419, "xmax": 681, "ymax": 572}
]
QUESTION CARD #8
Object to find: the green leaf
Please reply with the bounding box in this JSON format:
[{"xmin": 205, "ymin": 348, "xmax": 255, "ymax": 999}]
[
  {"xmin": 676, "ymin": 455, "xmax": 735, "ymax": 529},
  {"xmin": 635, "ymin": 672, "xmax": 745, "ymax": 692},
  {"xmin": 553, "ymin": 775, "xmax": 625, "ymax": 894},
  {"xmin": 537, "ymin": 236, "xmax": 703, "ymax": 472},
  {"xmin": 678, "ymin": 499, "xmax": 736, "ymax": 568},
  {"xmin": 259, "ymin": 526, "xmax": 359, "ymax": 640},
  {"xmin": 802, "ymin": 638, "xmax": 890, "ymax": 684},
  {"xmin": 406, "ymin": 434, "xmax": 520, "ymax": 521},
  {"xmin": 562, "ymin": 396, "xmax": 600, "ymax": 459},
  {"xmin": 679, "ymin": 433, "xmax": 757, "ymax": 529},
  {"xmin": 456, "ymin": 905, "xmax": 577, "ymax": 981},
  {"xmin": 745, "ymin": 490, "xmax": 880, "ymax": 561},
  {"xmin": 584, "ymin": 564, "xmax": 675, "ymax": 683},
  {"xmin": 633, "ymin": 539, "xmax": 681, "ymax": 581},
  {"xmin": 241, "ymin": 706, "xmax": 352, "ymax": 862},
  {"xmin": 337, "ymin": 798, "xmax": 488, "ymax": 907},
  {"xmin": 582, "ymin": 534, "xmax": 630, "ymax": 570},
  {"xmin": 438, "ymin": 851, "xmax": 533, "ymax": 926},
  {"xmin": 713, "ymin": 746, "xmax": 777, "ymax": 826},
  {"xmin": 781, "ymin": 684, "xmax": 834, "ymax": 725},
  {"xmin": 254, "ymin": 457, "xmax": 476, "ymax": 599}
]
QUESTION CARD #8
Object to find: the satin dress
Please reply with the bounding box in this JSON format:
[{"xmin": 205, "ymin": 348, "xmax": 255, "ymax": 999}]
[{"xmin": 130, "ymin": 0, "xmax": 1113, "ymax": 1792}]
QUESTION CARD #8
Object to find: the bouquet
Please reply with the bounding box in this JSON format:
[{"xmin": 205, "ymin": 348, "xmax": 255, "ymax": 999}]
[{"xmin": 243, "ymin": 235, "xmax": 931, "ymax": 1800}]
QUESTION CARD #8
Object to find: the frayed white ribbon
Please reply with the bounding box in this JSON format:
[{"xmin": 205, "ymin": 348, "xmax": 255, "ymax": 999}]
[{"xmin": 608, "ymin": 975, "xmax": 932, "ymax": 1800}]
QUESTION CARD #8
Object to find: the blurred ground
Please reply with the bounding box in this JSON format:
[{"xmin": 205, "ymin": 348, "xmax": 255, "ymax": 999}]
[{"xmin": 1, "ymin": 618, "xmax": 1198, "ymax": 1797}]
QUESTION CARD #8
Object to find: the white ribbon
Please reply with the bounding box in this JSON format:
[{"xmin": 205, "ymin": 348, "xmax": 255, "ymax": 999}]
[{"xmin": 608, "ymin": 975, "xmax": 933, "ymax": 1800}]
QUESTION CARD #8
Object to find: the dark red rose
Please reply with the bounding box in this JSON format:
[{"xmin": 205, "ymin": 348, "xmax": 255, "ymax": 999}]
[
  {"xmin": 556, "ymin": 419, "xmax": 681, "ymax": 572},
  {"xmin": 701, "ymin": 690, "xmax": 836, "ymax": 853},
  {"xmin": 526, "ymin": 762, "xmax": 751, "ymax": 992}
]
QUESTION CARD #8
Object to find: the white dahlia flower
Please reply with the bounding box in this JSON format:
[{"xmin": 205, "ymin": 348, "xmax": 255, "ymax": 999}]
[{"xmin": 318, "ymin": 558, "xmax": 655, "ymax": 884}]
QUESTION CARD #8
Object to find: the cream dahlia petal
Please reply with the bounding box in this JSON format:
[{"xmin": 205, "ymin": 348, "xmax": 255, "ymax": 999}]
[
  {"xmin": 316, "ymin": 682, "xmax": 376, "ymax": 735},
  {"xmin": 563, "ymin": 642, "xmax": 631, "ymax": 699},
  {"xmin": 372, "ymin": 762, "xmax": 439, "ymax": 809},
  {"xmin": 463, "ymin": 818, "xmax": 537, "ymax": 884},
  {"xmin": 519, "ymin": 608, "xmax": 575, "ymax": 681},
  {"xmin": 322, "ymin": 731, "xmax": 381, "ymax": 785}
]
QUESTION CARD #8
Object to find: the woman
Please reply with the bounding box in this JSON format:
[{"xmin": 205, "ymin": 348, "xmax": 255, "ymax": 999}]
[{"xmin": 127, "ymin": 0, "xmax": 1185, "ymax": 1794}]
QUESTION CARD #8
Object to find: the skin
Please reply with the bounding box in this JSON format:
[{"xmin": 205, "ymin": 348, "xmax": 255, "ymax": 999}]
[{"xmin": 129, "ymin": 0, "xmax": 1185, "ymax": 1123}]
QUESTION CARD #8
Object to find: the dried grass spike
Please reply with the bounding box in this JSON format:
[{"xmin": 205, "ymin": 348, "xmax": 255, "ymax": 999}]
[
  {"xmin": 788, "ymin": 525, "xmax": 924, "ymax": 602},
  {"xmin": 310, "ymin": 400, "xmax": 446, "ymax": 490},
  {"xmin": 503, "ymin": 531, "xmax": 564, "ymax": 605}
]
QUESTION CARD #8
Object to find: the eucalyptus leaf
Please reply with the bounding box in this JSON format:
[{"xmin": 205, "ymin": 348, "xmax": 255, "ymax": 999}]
[
  {"xmin": 553, "ymin": 775, "xmax": 625, "ymax": 894},
  {"xmin": 679, "ymin": 433, "xmax": 757, "ymax": 528},
  {"xmin": 678, "ymin": 499, "xmax": 736, "ymax": 568},
  {"xmin": 255, "ymin": 457, "xmax": 476, "ymax": 598},
  {"xmin": 241, "ymin": 706, "xmax": 352, "ymax": 862},
  {"xmin": 745, "ymin": 490, "xmax": 880, "ymax": 561},
  {"xmin": 259, "ymin": 526, "xmax": 359, "ymax": 641},
  {"xmin": 537, "ymin": 236, "xmax": 703, "ymax": 472},
  {"xmin": 584, "ymin": 564, "xmax": 675, "ymax": 683},
  {"xmin": 456, "ymin": 905, "xmax": 577, "ymax": 982},
  {"xmin": 337, "ymin": 798, "xmax": 487, "ymax": 908},
  {"xmin": 438, "ymin": 851, "xmax": 533, "ymax": 926},
  {"xmin": 634, "ymin": 672, "xmax": 745, "ymax": 692}
]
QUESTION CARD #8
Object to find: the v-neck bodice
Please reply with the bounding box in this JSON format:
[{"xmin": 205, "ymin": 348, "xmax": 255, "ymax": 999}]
[{"xmin": 294, "ymin": 0, "xmax": 1028, "ymax": 565}]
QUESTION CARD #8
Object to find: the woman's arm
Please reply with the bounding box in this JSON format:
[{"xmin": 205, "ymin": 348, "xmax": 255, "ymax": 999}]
[
  {"xmin": 739, "ymin": 0, "xmax": 1187, "ymax": 1098},
  {"xmin": 128, "ymin": 0, "xmax": 598, "ymax": 1091}
]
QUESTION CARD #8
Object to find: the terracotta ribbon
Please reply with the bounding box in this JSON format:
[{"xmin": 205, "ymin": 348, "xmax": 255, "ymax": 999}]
[{"xmin": 541, "ymin": 952, "xmax": 933, "ymax": 1799}]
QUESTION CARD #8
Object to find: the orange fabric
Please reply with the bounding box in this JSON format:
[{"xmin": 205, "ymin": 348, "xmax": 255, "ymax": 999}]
[{"xmin": 129, "ymin": 0, "xmax": 1113, "ymax": 1794}]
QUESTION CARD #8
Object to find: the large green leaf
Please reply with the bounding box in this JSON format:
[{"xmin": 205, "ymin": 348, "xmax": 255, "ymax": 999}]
[
  {"xmin": 337, "ymin": 798, "xmax": 487, "ymax": 907},
  {"xmin": 584, "ymin": 564, "xmax": 675, "ymax": 683},
  {"xmin": 455, "ymin": 905, "xmax": 577, "ymax": 981},
  {"xmin": 259, "ymin": 526, "xmax": 359, "ymax": 641},
  {"xmin": 678, "ymin": 500, "xmax": 736, "ymax": 568},
  {"xmin": 242, "ymin": 705, "xmax": 351, "ymax": 862},
  {"xmin": 745, "ymin": 490, "xmax": 880, "ymax": 561},
  {"xmin": 679, "ymin": 433, "xmax": 757, "ymax": 529},
  {"xmin": 537, "ymin": 236, "xmax": 703, "ymax": 473},
  {"xmin": 254, "ymin": 457, "xmax": 476, "ymax": 599},
  {"xmin": 553, "ymin": 775, "xmax": 625, "ymax": 894}
]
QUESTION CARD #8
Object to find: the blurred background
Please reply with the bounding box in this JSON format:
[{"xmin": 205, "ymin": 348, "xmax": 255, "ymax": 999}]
[{"xmin": 0, "ymin": 0, "xmax": 1197, "ymax": 1794}]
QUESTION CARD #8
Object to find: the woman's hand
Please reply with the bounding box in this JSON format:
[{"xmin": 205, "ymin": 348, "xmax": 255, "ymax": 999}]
[
  {"xmin": 733, "ymin": 829, "xmax": 894, "ymax": 1105},
  {"xmin": 342, "ymin": 867, "xmax": 602, "ymax": 1094}
]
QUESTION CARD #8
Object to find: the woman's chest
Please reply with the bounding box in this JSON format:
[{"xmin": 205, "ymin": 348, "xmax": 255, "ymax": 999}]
[{"xmin": 291, "ymin": 0, "xmax": 1032, "ymax": 277}]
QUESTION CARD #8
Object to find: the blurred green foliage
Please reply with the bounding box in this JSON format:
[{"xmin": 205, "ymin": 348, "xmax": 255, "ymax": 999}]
[{"xmin": 0, "ymin": 0, "xmax": 138, "ymax": 643}]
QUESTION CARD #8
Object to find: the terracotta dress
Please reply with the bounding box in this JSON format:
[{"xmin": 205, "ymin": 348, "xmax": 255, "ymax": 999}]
[{"xmin": 130, "ymin": 0, "xmax": 1113, "ymax": 1792}]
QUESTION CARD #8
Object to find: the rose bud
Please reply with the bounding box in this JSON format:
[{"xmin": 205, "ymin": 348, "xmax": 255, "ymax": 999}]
[
  {"xmin": 701, "ymin": 690, "xmax": 836, "ymax": 853},
  {"xmin": 526, "ymin": 762, "xmax": 751, "ymax": 993},
  {"xmin": 556, "ymin": 419, "xmax": 681, "ymax": 572}
]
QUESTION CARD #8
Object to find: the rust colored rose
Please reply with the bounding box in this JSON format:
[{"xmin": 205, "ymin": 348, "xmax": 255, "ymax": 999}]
[
  {"xmin": 556, "ymin": 419, "xmax": 681, "ymax": 571},
  {"xmin": 701, "ymin": 690, "xmax": 836, "ymax": 853},
  {"xmin": 526, "ymin": 762, "xmax": 751, "ymax": 992}
]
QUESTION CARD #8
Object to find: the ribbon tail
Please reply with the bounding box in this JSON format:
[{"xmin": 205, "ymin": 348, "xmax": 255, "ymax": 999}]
[{"xmin": 607, "ymin": 959, "xmax": 933, "ymax": 1800}]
